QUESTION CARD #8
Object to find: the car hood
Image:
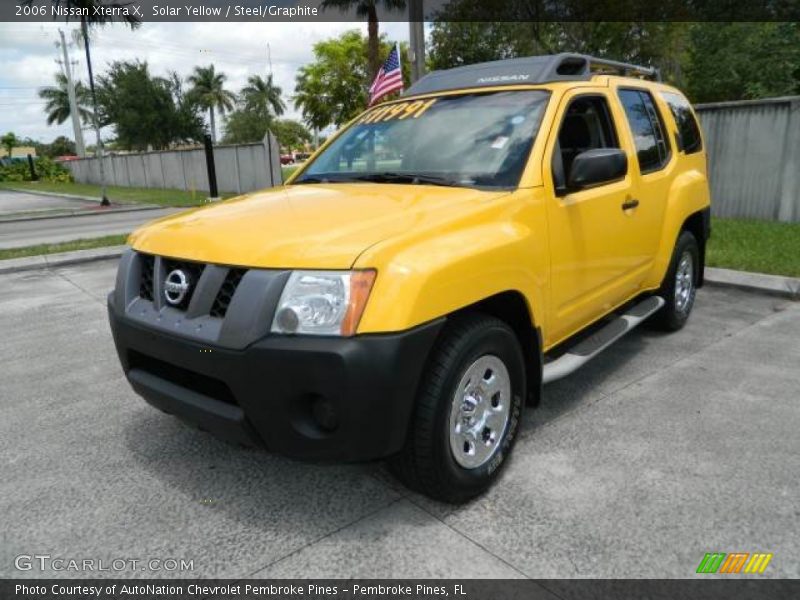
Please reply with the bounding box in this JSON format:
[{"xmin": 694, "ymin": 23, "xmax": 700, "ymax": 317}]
[{"xmin": 128, "ymin": 183, "xmax": 509, "ymax": 269}]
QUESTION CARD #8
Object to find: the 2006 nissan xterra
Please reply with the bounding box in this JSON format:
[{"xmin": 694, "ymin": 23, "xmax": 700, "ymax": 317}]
[{"xmin": 109, "ymin": 53, "xmax": 711, "ymax": 502}]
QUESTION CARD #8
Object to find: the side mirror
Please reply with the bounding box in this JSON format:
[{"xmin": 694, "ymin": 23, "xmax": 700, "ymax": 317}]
[{"xmin": 567, "ymin": 148, "xmax": 628, "ymax": 190}]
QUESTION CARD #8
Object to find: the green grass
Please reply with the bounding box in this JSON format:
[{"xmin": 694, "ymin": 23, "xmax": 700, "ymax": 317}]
[
  {"xmin": 0, "ymin": 234, "xmax": 128, "ymax": 261},
  {"xmin": 0, "ymin": 181, "xmax": 234, "ymax": 207},
  {"xmin": 282, "ymin": 165, "xmax": 300, "ymax": 180},
  {"xmin": 708, "ymin": 217, "xmax": 800, "ymax": 277}
]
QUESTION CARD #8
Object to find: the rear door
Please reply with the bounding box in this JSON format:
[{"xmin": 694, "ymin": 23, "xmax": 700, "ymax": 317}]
[{"xmin": 611, "ymin": 85, "xmax": 674, "ymax": 259}]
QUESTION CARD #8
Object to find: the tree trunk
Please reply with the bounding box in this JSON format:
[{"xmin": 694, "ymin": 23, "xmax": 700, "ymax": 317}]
[
  {"xmin": 367, "ymin": 6, "xmax": 380, "ymax": 82},
  {"xmin": 209, "ymin": 107, "xmax": 217, "ymax": 143}
]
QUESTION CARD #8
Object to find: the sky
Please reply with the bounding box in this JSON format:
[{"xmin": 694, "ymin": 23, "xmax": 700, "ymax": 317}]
[{"xmin": 0, "ymin": 21, "xmax": 411, "ymax": 143}]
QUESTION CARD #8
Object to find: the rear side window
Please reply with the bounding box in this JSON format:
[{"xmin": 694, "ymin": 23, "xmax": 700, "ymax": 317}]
[
  {"xmin": 618, "ymin": 89, "xmax": 671, "ymax": 173},
  {"xmin": 661, "ymin": 91, "xmax": 703, "ymax": 154}
]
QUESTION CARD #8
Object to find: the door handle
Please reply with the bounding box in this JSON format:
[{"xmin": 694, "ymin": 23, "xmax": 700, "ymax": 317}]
[{"xmin": 621, "ymin": 199, "xmax": 640, "ymax": 211}]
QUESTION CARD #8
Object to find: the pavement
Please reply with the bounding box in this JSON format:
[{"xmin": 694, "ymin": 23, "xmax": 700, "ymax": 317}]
[
  {"xmin": 0, "ymin": 189, "xmax": 98, "ymax": 217},
  {"xmin": 1, "ymin": 260, "xmax": 798, "ymax": 579},
  {"xmin": 0, "ymin": 206, "xmax": 183, "ymax": 249},
  {"xmin": 0, "ymin": 188, "xmax": 171, "ymax": 222}
]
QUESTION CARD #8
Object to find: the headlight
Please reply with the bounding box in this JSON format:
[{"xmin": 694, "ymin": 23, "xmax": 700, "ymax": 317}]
[{"xmin": 271, "ymin": 270, "xmax": 376, "ymax": 336}]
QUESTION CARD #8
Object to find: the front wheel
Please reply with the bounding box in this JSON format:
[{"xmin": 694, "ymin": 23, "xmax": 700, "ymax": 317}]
[
  {"xmin": 389, "ymin": 314, "xmax": 525, "ymax": 503},
  {"xmin": 650, "ymin": 230, "xmax": 700, "ymax": 331}
]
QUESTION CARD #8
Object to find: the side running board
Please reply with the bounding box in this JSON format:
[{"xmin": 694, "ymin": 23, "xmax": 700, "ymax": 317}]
[{"xmin": 542, "ymin": 296, "xmax": 665, "ymax": 385}]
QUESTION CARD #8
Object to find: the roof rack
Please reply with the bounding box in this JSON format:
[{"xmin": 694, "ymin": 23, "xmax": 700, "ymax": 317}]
[
  {"xmin": 583, "ymin": 56, "xmax": 660, "ymax": 80},
  {"xmin": 404, "ymin": 53, "xmax": 661, "ymax": 97}
]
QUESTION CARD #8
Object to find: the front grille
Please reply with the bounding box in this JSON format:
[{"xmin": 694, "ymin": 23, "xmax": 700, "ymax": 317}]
[
  {"xmin": 134, "ymin": 253, "xmax": 249, "ymax": 320},
  {"xmin": 210, "ymin": 268, "xmax": 247, "ymax": 318},
  {"xmin": 128, "ymin": 350, "xmax": 237, "ymax": 406},
  {"xmin": 139, "ymin": 254, "xmax": 155, "ymax": 301},
  {"xmin": 162, "ymin": 258, "xmax": 205, "ymax": 310}
]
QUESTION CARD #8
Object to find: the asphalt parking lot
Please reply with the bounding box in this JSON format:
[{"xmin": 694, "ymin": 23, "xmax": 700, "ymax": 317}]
[{"xmin": 1, "ymin": 259, "xmax": 798, "ymax": 579}]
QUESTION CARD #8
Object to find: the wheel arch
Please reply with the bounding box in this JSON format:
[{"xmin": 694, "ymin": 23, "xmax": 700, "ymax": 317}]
[
  {"xmin": 650, "ymin": 169, "xmax": 711, "ymax": 289},
  {"xmin": 679, "ymin": 207, "xmax": 710, "ymax": 287},
  {"xmin": 451, "ymin": 290, "xmax": 543, "ymax": 406}
]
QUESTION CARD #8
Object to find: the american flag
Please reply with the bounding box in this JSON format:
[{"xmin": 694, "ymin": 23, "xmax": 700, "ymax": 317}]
[{"xmin": 368, "ymin": 43, "xmax": 403, "ymax": 106}]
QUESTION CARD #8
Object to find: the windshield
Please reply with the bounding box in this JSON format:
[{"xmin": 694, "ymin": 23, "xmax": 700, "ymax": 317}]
[{"xmin": 295, "ymin": 90, "xmax": 550, "ymax": 189}]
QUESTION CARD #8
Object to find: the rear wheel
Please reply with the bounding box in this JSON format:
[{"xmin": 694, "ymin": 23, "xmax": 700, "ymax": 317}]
[
  {"xmin": 390, "ymin": 314, "xmax": 525, "ymax": 503},
  {"xmin": 650, "ymin": 230, "xmax": 699, "ymax": 331}
]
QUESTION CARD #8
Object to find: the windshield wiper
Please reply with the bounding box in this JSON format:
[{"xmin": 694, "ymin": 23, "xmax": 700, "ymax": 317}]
[
  {"xmin": 294, "ymin": 175, "xmax": 367, "ymax": 185},
  {"xmin": 355, "ymin": 172, "xmax": 460, "ymax": 187}
]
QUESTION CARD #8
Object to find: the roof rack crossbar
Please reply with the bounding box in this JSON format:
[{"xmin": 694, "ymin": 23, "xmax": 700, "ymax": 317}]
[{"xmin": 581, "ymin": 56, "xmax": 661, "ymax": 81}]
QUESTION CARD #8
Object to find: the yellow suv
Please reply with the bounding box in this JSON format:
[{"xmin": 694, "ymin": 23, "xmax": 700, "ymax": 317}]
[{"xmin": 109, "ymin": 53, "xmax": 710, "ymax": 502}]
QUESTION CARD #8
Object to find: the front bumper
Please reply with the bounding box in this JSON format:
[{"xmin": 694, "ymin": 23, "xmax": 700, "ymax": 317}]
[{"xmin": 109, "ymin": 294, "xmax": 443, "ymax": 462}]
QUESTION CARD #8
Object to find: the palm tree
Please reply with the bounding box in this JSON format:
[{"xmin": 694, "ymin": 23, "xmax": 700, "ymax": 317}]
[
  {"xmin": 1, "ymin": 132, "xmax": 19, "ymax": 158},
  {"xmin": 38, "ymin": 73, "xmax": 94, "ymax": 126},
  {"xmin": 293, "ymin": 65, "xmax": 334, "ymax": 138},
  {"xmin": 187, "ymin": 65, "xmax": 236, "ymax": 143},
  {"xmin": 240, "ymin": 74, "xmax": 286, "ymax": 119},
  {"xmin": 321, "ymin": 0, "xmax": 407, "ymax": 81}
]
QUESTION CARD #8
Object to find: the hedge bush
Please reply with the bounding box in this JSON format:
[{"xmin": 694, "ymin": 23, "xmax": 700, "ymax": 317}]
[{"xmin": 0, "ymin": 157, "xmax": 74, "ymax": 183}]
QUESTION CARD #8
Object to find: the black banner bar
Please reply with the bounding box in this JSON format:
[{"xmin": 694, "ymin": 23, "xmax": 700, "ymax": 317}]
[
  {"xmin": 3, "ymin": 579, "xmax": 800, "ymax": 600},
  {"xmin": 5, "ymin": 0, "xmax": 800, "ymax": 23}
]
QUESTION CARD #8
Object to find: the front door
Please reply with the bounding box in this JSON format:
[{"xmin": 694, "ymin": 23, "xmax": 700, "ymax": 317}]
[{"xmin": 543, "ymin": 90, "xmax": 649, "ymax": 346}]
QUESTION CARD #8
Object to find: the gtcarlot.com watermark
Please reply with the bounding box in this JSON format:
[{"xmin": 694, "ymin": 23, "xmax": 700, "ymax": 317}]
[{"xmin": 14, "ymin": 554, "xmax": 194, "ymax": 573}]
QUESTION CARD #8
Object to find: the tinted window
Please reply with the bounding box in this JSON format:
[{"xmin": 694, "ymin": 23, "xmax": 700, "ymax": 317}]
[
  {"xmin": 661, "ymin": 91, "xmax": 703, "ymax": 154},
  {"xmin": 618, "ymin": 89, "xmax": 670, "ymax": 173},
  {"xmin": 553, "ymin": 95, "xmax": 619, "ymax": 190}
]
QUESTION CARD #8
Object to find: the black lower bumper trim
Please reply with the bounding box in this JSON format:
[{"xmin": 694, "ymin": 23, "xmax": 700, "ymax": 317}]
[
  {"xmin": 109, "ymin": 295, "xmax": 444, "ymax": 462},
  {"xmin": 128, "ymin": 369, "xmax": 260, "ymax": 447}
]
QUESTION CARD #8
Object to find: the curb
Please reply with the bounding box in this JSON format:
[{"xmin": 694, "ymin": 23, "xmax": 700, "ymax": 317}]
[
  {"xmin": 705, "ymin": 267, "xmax": 800, "ymax": 300},
  {"xmin": 0, "ymin": 204, "xmax": 165, "ymax": 223},
  {"xmin": 0, "ymin": 245, "xmax": 125, "ymax": 275},
  {"xmin": 2, "ymin": 187, "xmax": 112, "ymax": 203},
  {"xmin": 0, "ymin": 186, "xmax": 170, "ymax": 222}
]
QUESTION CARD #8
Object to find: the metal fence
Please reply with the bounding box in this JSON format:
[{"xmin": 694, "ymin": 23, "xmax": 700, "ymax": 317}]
[
  {"xmin": 695, "ymin": 96, "xmax": 800, "ymax": 222},
  {"xmin": 65, "ymin": 134, "xmax": 281, "ymax": 195}
]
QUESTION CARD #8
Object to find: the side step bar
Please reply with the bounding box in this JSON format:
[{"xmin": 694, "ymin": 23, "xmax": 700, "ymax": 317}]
[{"xmin": 542, "ymin": 296, "xmax": 665, "ymax": 385}]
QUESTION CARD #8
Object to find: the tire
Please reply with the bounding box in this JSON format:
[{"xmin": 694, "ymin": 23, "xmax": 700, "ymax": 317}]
[
  {"xmin": 389, "ymin": 313, "xmax": 525, "ymax": 503},
  {"xmin": 650, "ymin": 230, "xmax": 700, "ymax": 331}
]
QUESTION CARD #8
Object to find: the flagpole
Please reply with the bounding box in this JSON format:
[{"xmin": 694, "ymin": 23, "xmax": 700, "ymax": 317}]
[
  {"xmin": 395, "ymin": 42, "xmax": 403, "ymax": 99},
  {"xmin": 395, "ymin": 41, "xmax": 401, "ymax": 75}
]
